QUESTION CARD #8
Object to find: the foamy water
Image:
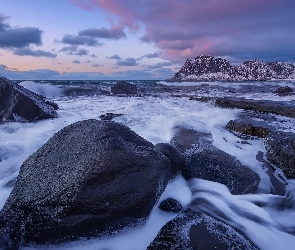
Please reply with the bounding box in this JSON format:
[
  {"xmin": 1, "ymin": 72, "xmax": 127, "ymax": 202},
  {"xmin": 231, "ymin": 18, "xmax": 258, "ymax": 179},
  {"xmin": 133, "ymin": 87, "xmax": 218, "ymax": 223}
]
[{"xmin": 0, "ymin": 81, "xmax": 295, "ymax": 249}]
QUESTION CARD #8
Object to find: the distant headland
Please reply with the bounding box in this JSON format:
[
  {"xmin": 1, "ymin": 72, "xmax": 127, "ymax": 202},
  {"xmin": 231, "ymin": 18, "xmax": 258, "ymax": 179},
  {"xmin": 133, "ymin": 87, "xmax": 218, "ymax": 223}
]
[{"xmin": 171, "ymin": 55, "xmax": 295, "ymax": 81}]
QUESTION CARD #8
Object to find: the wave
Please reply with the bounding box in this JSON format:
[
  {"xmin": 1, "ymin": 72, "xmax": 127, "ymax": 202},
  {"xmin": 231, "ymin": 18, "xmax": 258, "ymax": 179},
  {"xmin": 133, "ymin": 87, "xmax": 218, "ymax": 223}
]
[{"xmin": 19, "ymin": 81, "xmax": 63, "ymax": 97}]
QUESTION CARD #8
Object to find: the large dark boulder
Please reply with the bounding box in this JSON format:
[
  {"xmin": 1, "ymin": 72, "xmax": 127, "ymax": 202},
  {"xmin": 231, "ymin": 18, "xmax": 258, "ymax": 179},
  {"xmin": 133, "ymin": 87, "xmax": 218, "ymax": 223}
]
[
  {"xmin": 111, "ymin": 81, "xmax": 137, "ymax": 95},
  {"xmin": 264, "ymin": 131, "xmax": 295, "ymax": 179},
  {"xmin": 147, "ymin": 208, "xmax": 258, "ymax": 250},
  {"xmin": 171, "ymin": 127, "xmax": 260, "ymax": 195},
  {"xmin": 0, "ymin": 119, "xmax": 171, "ymax": 249},
  {"xmin": 0, "ymin": 77, "xmax": 58, "ymax": 122}
]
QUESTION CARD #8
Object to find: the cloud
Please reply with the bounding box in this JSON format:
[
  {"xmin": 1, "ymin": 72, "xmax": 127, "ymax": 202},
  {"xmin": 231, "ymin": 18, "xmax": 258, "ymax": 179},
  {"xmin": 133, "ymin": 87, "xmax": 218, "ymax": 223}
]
[
  {"xmin": 0, "ymin": 13, "xmax": 42, "ymax": 48},
  {"xmin": 73, "ymin": 60, "xmax": 80, "ymax": 64},
  {"xmin": 90, "ymin": 53, "xmax": 97, "ymax": 58},
  {"xmin": 115, "ymin": 57, "xmax": 138, "ymax": 67},
  {"xmin": 69, "ymin": 0, "xmax": 295, "ymax": 63},
  {"xmin": 13, "ymin": 47, "xmax": 57, "ymax": 58},
  {"xmin": 78, "ymin": 25, "xmax": 126, "ymax": 39},
  {"xmin": 85, "ymin": 60, "xmax": 91, "ymax": 63},
  {"xmin": 92, "ymin": 63, "xmax": 103, "ymax": 67},
  {"xmin": 138, "ymin": 51, "xmax": 161, "ymax": 60},
  {"xmin": 62, "ymin": 34, "xmax": 104, "ymax": 46},
  {"xmin": 59, "ymin": 46, "xmax": 90, "ymax": 56},
  {"xmin": 107, "ymin": 54, "xmax": 122, "ymax": 60}
]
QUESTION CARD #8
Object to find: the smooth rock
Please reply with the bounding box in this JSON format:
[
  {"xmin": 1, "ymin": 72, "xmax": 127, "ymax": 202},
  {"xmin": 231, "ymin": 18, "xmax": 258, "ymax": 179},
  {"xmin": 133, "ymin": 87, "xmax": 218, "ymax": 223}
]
[
  {"xmin": 0, "ymin": 119, "xmax": 171, "ymax": 249},
  {"xmin": 171, "ymin": 127, "xmax": 260, "ymax": 195},
  {"xmin": 147, "ymin": 208, "xmax": 258, "ymax": 250}
]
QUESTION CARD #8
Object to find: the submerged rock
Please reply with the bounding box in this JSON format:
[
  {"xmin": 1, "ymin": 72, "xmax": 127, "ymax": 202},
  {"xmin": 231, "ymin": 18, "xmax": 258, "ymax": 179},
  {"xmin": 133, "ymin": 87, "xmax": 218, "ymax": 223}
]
[
  {"xmin": 99, "ymin": 112, "xmax": 123, "ymax": 121},
  {"xmin": 171, "ymin": 127, "xmax": 260, "ymax": 195},
  {"xmin": 0, "ymin": 77, "xmax": 58, "ymax": 122},
  {"xmin": 264, "ymin": 131, "xmax": 295, "ymax": 179},
  {"xmin": 158, "ymin": 198, "xmax": 182, "ymax": 213},
  {"xmin": 147, "ymin": 208, "xmax": 258, "ymax": 249},
  {"xmin": 274, "ymin": 86, "xmax": 293, "ymax": 96},
  {"xmin": 111, "ymin": 81, "xmax": 137, "ymax": 95},
  {"xmin": 0, "ymin": 119, "xmax": 171, "ymax": 249}
]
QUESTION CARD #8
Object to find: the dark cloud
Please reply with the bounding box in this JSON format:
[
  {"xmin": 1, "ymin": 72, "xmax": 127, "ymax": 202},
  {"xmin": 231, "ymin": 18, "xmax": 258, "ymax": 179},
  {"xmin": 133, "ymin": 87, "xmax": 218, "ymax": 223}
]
[
  {"xmin": 92, "ymin": 63, "xmax": 103, "ymax": 67},
  {"xmin": 13, "ymin": 47, "xmax": 57, "ymax": 58},
  {"xmin": 115, "ymin": 58, "xmax": 138, "ymax": 67},
  {"xmin": 85, "ymin": 60, "xmax": 91, "ymax": 63},
  {"xmin": 138, "ymin": 51, "xmax": 161, "ymax": 60},
  {"xmin": 0, "ymin": 14, "xmax": 42, "ymax": 48},
  {"xmin": 69, "ymin": 0, "xmax": 295, "ymax": 63},
  {"xmin": 60, "ymin": 45, "xmax": 90, "ymax": 56},
  {"xmin": 62, "ymin": 34, "xmax": 104, "ymax": 46},
  {"xmin": 90, "ymin": 53, "xmax": 97, "ymax": 58},
  {"xmin": 73, "ymin": 60, "xmax": 80, "ymax": 64},
  {"xmin": 79, "ymin": 26, "xmax": 126, "ymax": 39},
  {"xmin": 107, "ymin": 54, "xmax": 122, "ymax": 60}
]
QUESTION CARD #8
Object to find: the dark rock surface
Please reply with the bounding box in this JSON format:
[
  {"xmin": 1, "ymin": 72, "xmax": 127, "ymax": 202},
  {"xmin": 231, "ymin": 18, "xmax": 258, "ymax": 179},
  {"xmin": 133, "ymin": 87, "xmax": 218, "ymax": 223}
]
[
  {"xmin": 274, "ymin": 86, "xmax": 293, "ymax": 96},
  {"xmin": 264, "ymin": 131, "xmax": 295, "ymax": 179},
  {"xmin": 0, "ymin": 77, "xmax": 57, "ymax": 122},
  {"xmin": 99, "ymin": 113, "xmax": 123, "ymax": 121},
  {"xmin": 226, "ymin": 119, "xmax": 273, "ymax": 138},
  {"xmin": 215, "ymin": 97, "xmax": 295, "ymax": 118},
  {"xmin": 45, "ymin": 100, "xmax": 59, "ymax": 110},
  {"xmin": 111, "ymin": 81, "xmax": 137, "ymax": 95},
  {"xmin": 170, "ymin": 127, "xmax": 260, "ymax": 195},
  {"xmin": 171, "ymin": 55, "xmax": 295, "ymax": 81},
  {"xmin": 155, "ymin": 143, "xmax": 185, "ymax": 176},
  {"xmin": 147, "ymin": 208, "xmax": 258, "ymax": 250},
  {"xmin": 0, "ymin": 119, "xmax": 171, "ymax": 249},
  {"xmin": 159, "ymin": 198, "xmax": 182, "ymax": 213}
]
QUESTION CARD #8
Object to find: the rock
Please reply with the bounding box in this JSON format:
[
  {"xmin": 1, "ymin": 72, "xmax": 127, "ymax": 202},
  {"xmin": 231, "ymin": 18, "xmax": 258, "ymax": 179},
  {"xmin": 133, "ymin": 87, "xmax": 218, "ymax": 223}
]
[
  {"xmin": 264, "ymin": 131, "xmax": 295, "ymax": 179},
  {"xmin": 274, "ymin": 86, "xmax": 293, "ymax": 96},
  {"xmin": 147, "ymin": 208, "xmax": 258, "ymax": 250},
  {"xmin": 226, "ymin": 119, "xmax": 273, "ymax": 138},
  {"xmin": 170, "ymin": 55, "xmax": 295, "ymax": 81},
  {"xmin": 99, "ymin": 113, "xmax": 123, "ymax": 121},
  {"xmin": 0, "ymin": 77, "xmax": 57, "ymax": 122},
  {"xmin": 215, "ymin": 97, "xmax": 295, "ymax": 118},
  {"xmin": 158, "ymin": 198, "xmax": 182, "ymax": 213},
  {"xmin": 170, "ymin": 127, "xmax": 260, "ymax": 195},
  {"xmin": 45, "ymin": 100, "xmax": 59, "ymax": 110},
  {"xmin": 0, "ymin": 119, "xmax": 171, "ymax": 249},
  {"xmin": 111, "ymin": 81, "xmax": 137, "ymax": 95},
  {"xmin": 155, "ymin": 143, "xmax": 185, "ymax": 176}
]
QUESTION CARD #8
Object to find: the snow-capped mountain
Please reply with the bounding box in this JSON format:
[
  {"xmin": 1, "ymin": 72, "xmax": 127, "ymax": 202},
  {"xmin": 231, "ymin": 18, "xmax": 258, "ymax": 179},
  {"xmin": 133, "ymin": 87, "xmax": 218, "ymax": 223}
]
[{"xmin": 171, "ymin": 55, "xmax": 295, "ymax": 81}]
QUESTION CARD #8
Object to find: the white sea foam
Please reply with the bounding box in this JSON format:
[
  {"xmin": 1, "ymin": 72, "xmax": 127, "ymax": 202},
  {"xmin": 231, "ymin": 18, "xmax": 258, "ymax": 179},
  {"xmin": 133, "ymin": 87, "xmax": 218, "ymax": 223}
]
[{"xmin": 0, "ymin": 93, "xmax": 294, "ymax": 249}]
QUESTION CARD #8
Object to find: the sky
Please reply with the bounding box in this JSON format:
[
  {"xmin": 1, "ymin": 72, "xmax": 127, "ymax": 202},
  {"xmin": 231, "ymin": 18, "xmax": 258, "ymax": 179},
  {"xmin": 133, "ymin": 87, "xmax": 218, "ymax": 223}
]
[{"xmin": 0, "ymin": 0, "xmax": 294, "ymax": 80}]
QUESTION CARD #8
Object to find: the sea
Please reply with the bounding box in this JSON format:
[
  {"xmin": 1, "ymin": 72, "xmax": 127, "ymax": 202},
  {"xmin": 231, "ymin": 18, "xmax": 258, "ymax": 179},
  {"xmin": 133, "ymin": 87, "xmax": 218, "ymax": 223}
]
[{"xmin": 1, "ymin": 79, "xmax": 295, "ymax": 249}]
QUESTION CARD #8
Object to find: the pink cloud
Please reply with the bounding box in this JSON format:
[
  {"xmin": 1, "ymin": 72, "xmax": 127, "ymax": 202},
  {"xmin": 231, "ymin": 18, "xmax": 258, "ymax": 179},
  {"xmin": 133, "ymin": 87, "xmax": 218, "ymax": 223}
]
[{"xmin": 68, "ymin": 0, "xmax": 295, "ymax": 63}]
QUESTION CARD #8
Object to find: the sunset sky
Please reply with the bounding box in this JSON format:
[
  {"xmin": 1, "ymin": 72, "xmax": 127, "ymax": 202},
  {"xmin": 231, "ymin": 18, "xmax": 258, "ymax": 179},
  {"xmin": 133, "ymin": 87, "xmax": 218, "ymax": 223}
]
[{"xmin": 0, "ymin": 0, "xmax": 294, "ymax": 80}]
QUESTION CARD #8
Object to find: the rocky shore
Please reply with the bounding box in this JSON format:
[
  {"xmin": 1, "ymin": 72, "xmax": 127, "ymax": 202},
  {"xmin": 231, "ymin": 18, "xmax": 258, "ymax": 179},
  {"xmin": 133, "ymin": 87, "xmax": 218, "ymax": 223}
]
[{"xmin": 0, "ymin": 77, "xmax": 294, "ymax": 249}]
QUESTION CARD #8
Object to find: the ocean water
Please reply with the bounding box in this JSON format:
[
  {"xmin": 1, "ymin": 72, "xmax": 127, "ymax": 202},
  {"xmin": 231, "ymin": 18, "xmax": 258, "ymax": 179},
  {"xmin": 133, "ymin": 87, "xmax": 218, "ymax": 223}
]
[{"xmin": 1, "ymin": 80, "xmax": 295, "ymax": 249}]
